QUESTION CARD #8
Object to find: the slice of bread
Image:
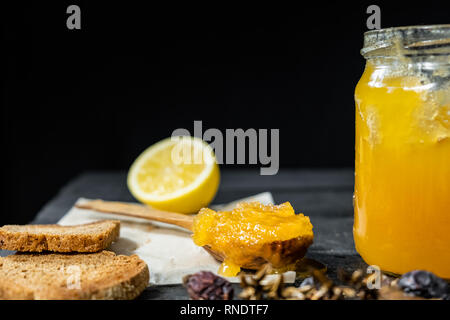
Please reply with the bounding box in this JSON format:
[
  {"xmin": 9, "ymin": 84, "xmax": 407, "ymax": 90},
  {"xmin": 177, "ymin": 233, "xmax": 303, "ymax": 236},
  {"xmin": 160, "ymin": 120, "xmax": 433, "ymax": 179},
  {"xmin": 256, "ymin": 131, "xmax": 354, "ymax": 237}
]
[
  {"xmin": 0, "ymin": 251, "xmax": 149, "ymax": 299},
  {"xmin": 0, "ymin": 220, "xmax": 120, "ymax": 253}
]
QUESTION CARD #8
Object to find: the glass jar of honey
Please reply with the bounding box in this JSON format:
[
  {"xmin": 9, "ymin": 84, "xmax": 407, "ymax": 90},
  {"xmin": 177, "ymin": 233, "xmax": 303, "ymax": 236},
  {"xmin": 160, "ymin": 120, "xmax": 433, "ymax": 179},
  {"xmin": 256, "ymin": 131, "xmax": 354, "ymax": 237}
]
[{"xmin": 354, "ymin": 25, "xmax": 450, "ymax": 278}]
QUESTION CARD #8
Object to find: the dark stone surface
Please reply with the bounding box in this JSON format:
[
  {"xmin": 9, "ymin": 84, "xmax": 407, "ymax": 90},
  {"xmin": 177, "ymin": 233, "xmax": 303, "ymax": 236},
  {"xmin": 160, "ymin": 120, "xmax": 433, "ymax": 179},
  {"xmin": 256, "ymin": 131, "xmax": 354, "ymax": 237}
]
[{"xmin": 3, "ymin": 169, "xmax": 367, "ymax": 299}]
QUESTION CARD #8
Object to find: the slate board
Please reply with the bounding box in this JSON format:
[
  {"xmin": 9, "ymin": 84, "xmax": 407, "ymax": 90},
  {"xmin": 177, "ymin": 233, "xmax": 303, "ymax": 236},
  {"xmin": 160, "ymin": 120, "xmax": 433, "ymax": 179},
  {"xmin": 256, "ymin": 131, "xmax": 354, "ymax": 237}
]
[{"xmin": 5, "ymin": 169, "xmax": 367, "ymax": 299}]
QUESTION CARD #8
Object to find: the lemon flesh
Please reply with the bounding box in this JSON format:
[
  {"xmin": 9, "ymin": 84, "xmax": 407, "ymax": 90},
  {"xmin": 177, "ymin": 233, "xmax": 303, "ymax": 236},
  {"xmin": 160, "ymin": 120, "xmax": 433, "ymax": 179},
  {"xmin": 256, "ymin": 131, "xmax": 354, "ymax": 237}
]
[{"xmin": 127, "ymin": 137, "xmax": 220, "ymax": 214}]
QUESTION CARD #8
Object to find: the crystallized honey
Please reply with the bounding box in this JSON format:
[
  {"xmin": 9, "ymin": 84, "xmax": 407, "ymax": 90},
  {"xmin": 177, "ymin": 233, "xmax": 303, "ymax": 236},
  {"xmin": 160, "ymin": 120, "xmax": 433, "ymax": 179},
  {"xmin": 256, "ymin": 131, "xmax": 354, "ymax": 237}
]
[
  {"xmin": 192, "ymin": 202, "xmax": 314, "ymax": 277},
  {"xmin": 354, "ymin": 61, "xmax": 450, "ymax": 278}
]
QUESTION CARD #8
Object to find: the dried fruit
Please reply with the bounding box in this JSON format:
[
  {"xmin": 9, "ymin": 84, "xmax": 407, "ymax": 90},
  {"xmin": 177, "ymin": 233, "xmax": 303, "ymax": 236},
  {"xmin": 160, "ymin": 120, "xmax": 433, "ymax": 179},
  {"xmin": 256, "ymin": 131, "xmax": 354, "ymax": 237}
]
[
  {"xmin": 298, "ymin": 276, "xmax": 315, "ymax": 290},
  {"xmin": 183, "ymin": 271, "xmax": 234, "ymax": 300},
  {"xmin": 239, "ymin": 264, "xmax": 378, "ymax": 300},
  {"xmin": 239, "ymin": 264, "xmax": 284, "ymax": 300},
  {"xmin": 237, "ymin": 265, "xmax": 450, "ymax": 300},
  {"xmin": 398, "ymin": 270, "xmax": 449, "ymax": 299},
  {"xmin": 378, "ymin": 286, "xmax": 426, "ymax": 300}
]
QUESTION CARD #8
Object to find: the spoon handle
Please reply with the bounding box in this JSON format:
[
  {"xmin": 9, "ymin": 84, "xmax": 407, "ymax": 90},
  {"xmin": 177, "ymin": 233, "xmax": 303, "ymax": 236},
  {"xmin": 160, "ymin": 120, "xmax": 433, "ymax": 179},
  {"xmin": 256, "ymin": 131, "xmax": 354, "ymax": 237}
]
[{"xmin": 76, "ymin": 200, "xmax": 194, "ymax": 231}]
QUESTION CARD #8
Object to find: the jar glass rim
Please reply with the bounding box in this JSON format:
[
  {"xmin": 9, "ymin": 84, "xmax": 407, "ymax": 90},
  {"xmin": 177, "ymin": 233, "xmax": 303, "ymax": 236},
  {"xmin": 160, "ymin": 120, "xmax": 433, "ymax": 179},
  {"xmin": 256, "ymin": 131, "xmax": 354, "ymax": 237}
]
[{"xmin": 361, "ymin": 24, "xmax": 450, "ymax": 58}]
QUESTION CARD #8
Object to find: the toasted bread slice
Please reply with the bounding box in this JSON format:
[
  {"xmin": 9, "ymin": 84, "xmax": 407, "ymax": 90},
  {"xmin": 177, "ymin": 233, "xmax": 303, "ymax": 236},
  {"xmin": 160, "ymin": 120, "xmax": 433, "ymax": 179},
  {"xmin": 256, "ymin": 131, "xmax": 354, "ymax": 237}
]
[
  {"xmin": 0, "ymin": 251, "xmax": 149, "ymax": 300},
  {"xmin": 0, "ymin": 220, "xmax": 120, "ymax": 253}
]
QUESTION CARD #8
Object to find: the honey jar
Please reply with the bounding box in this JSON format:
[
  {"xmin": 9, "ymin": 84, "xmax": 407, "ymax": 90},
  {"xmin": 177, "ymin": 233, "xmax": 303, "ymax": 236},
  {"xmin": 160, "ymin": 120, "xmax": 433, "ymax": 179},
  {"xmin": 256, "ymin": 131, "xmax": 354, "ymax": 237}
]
[{"xmin": 354, "ymin": 25, "xmax": 450, "ymax": 278}]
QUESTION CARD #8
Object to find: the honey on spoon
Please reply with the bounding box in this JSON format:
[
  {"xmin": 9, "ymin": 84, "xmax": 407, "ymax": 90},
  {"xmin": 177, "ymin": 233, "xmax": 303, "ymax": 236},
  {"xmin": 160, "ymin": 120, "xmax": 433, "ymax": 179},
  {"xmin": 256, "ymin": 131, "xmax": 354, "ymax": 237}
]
[{"xmin": 76, "ymin": 200, "xmax": 314, "ymax": 277}]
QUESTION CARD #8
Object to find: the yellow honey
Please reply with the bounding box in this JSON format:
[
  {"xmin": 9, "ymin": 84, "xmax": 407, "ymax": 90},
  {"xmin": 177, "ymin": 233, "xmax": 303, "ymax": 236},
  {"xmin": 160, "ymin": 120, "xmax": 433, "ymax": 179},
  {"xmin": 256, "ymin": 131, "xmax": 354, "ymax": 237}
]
[
  {"xmin": 354, "ymin": 61, "xmax": 450, "ymax": 278},
  {"xmin": 192, "ymin": 202, "xmax": 314, "ymax": 277}
]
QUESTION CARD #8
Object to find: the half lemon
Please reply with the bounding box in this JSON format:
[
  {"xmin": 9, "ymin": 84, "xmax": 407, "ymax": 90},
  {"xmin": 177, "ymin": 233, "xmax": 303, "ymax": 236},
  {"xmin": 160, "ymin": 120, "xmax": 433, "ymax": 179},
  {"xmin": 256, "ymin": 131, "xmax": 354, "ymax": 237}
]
[{"xmin": 127, "ymin": 136, "xmax": 220, "ymax": 214}]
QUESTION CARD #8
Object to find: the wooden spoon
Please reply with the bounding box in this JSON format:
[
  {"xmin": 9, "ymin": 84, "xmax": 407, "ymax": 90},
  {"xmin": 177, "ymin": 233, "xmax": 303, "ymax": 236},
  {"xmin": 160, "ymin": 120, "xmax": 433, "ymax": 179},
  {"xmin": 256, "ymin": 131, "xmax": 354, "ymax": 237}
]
[
  {"xmin": 76, "ymin": 199, "xmax": 195, "ymax": 230},
  {"xmin": 75, "ymin": 199, "xmax": 312, "ymax": 270}
]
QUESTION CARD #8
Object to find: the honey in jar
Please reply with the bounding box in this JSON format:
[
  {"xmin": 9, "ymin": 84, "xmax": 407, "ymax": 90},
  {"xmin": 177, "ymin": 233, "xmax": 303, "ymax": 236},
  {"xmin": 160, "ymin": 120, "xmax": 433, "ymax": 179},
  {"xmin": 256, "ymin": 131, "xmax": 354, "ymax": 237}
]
[{"xmin": 354, "ymin": 25, "xmax": 450, "ymax": 278}]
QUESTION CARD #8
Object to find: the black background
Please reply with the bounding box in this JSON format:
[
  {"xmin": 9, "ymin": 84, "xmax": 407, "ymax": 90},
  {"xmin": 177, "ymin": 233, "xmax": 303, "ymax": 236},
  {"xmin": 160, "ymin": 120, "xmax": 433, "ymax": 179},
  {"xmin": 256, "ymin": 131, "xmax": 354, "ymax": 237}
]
[{"xmin": 3, "ymin": 1, "xmax": 450, "ymax": 224}]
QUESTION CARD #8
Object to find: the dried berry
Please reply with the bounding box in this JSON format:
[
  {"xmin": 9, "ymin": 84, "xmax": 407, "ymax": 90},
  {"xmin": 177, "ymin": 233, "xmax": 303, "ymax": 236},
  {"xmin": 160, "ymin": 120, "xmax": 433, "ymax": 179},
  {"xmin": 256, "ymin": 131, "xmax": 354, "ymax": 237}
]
[
  {"xmin": 398, "ymin": 270, "xmax": 449, "ymax": 299},
  {"xmin": 183, "ymin": 271, "xmax": 234, "ymax": 300}
]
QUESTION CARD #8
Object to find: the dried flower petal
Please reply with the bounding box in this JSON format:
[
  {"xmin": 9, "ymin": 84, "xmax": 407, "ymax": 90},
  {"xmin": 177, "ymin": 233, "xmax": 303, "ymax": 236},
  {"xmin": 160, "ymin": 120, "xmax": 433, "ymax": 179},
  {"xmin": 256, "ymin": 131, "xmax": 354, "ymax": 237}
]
[{"xmin": 183, "ymin": 271, "xmax": 234, "ymax": 300}]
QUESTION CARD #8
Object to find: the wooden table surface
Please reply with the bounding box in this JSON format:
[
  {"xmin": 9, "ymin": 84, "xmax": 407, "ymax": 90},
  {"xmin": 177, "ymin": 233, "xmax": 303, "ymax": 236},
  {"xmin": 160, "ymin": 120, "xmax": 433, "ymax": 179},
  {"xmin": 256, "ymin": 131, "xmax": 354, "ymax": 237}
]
[{"xmin": 28, "ymin": 168, "xmax": 367, "ymax": 299}]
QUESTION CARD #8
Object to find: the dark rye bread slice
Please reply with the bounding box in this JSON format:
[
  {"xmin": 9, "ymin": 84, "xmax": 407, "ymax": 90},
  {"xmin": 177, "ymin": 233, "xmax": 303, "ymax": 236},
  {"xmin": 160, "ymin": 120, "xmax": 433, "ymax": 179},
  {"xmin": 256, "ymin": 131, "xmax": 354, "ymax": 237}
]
[
  {"xmin": 0, "ymin": 251, "xmax": 149, "ymax": 299},
  {"xmin": 0, "ymin": 220, "xmax": 120, "ymax": 252}
]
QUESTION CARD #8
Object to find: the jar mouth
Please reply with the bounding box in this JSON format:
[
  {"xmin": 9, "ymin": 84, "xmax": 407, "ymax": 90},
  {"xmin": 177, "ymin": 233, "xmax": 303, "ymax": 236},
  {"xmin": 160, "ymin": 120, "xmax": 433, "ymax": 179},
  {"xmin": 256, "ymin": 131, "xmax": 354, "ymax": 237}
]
[{"xmin": 362, "ymin": 25, "xmax": 450, "ymax": 58}]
